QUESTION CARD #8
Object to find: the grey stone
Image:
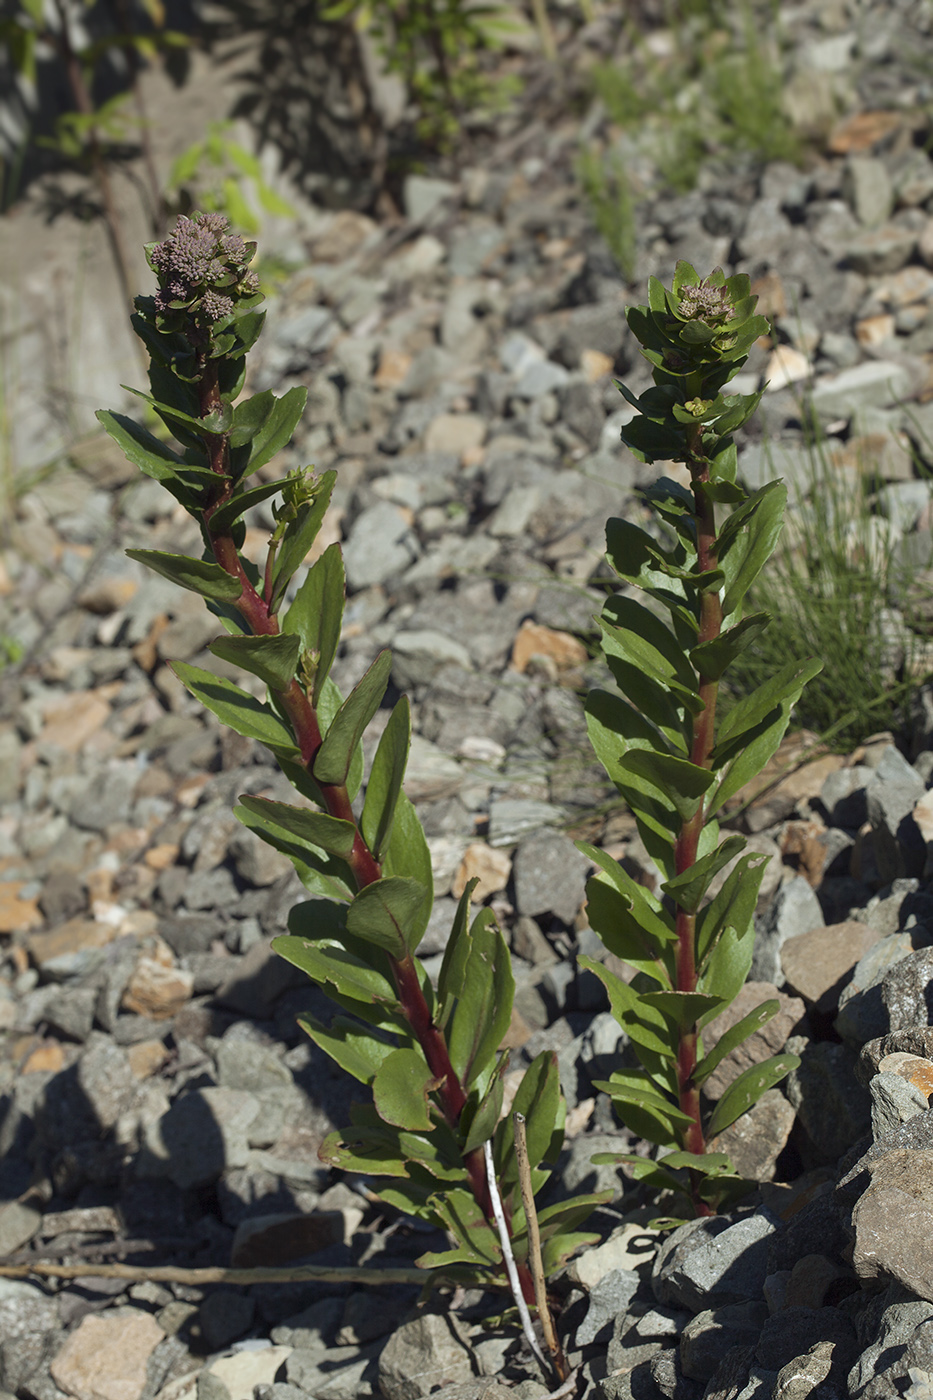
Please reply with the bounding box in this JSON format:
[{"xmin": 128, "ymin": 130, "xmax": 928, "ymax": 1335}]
[
  {"xmin": 198, "ymin": 1291, "xmax": 255, "ymax": 1351},
  {"xmin": 844, "ymin": 156, "xmax": 895, "ymax": 226},
  {"xmin": 882, "ymin": 947, "xmax": 933, "ymax": 1031},
  {"xmin": 215, "ymin": 1036, "xmax": 292, "ymax": 1095},
  {"xmin": 512, "ymin": 828, "xmax": 589, "ymax": 924},
  {"xmin": 755, "ymin": 1307, "xmax": 857, "ymax": 1375},
  {"xmin": 750, "ymin": 877, "xmax": 824, "ymax": 985},
  {"xmin": 0, "ymin": 1202, "xmax": 40, "ymax": 1256},
  {"xmin": 845, "ymin": 225, "xmax": 917, "ymax": 275},
  {"xmin": 342, "ymin": 502, "xmax": 420, "ymax": 590},
  {"xmin": 680, "ymin": 1302, "xmax": 769, "ymax": 1383},
  {"xmin": 514, "ymin": 358, "xmax": 570, "ymax": 398},
  {"xmin": 866, "ymin": 746, "xmax": 927, "ymax": 883},
  {"xmin": 559, "ymin": 1131, "xmax": 627, "ymax": 1200},
  {"xmin": 848, "ymin": 1292, "xmax": 933, "ymax": 1400},
  {"xmin": 0, "ymin": 1280, "xmax": 60, "ymax": 1392},
  {"xmin": 227, "ymin": 828, "xmax": 293, "ymax": 888},
  {"xmin": 139, "ymin": 1087, "xmax": 260, "ymax": 1189},
  {"xmin": 652, "ymin": 1212, "xmax": 777, "ymax": 1314},
  {"xmin": 378, "ymin": 1314, "xmax": 473, "ymax": 1400},
  {"xmin": 69, "ymin": 762, "xmax": 138, "ymax": 832},
  {"xmin": 851, "ymin": 1150, "xmax": 933, "ymax": 1300},
  {"xmin": 771, "ymin": 1343, "xmax": 835, "ymax": 1400},
  {"xmin": 785, "ymin": 1037, "xmax": 870, "ymax": 1164},
  {"xmin": 871, "ymin": 1070, "xmax": 929, "ymax": 1139},
  {"xmin": 577, "ymin": 1269, "xmax": 641, "ymax": 1347},
  {"xmin": 403, "ymin": 175, "xmax": 456, "ymax": 222},
  {"xmin": 42, "ymin": 986, "xmax": 97, "ymax": 1042},
  {"xmin": 810, "ymin": 360, "xmax": 913, "ymax": 423},
  {"xmin": 649, "ymin": 1347, "xmax": 703, "ymax": 1400},
  {"xmin": 214, "ymin": 939, "xmax": 308, "ymax": 1019},
  {"xmin": 391, "ymin": 630, "xmax": 474, "ymax": 688},
  {"xmin": 821, "ymin": 765, "xmax": 872, "ymax": 828},
  {"xmin": 487, "ymin": 799, "xmax": 566, "ymax": 847},
  {"xmin": 837, "ymin": 927, "xmax": 933, "ymax": 1045}
]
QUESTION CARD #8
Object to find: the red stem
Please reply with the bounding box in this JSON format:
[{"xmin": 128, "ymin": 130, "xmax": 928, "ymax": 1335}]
[
  {"xmin": 671, "ymin": 428, "xmax": 724, "ymax": 1216},
  {"xmin": 194, "ymin": 358, "xmax": 532, "ymax": 1300}
]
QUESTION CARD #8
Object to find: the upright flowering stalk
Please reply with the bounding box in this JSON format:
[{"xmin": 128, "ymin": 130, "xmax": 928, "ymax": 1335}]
[
  {"xmin": 579, "ymin": 265, "xmax": 821, "ymax": 1221},
  {"xmin": 98, "ymin": 215, "xmax": 605, "ymax": 1369}
]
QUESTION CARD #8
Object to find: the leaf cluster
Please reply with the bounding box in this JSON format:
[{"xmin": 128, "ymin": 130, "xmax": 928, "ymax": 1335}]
[{"xmin": 580, "ymin": 265, "xmax": 820, "ymax": 1219}]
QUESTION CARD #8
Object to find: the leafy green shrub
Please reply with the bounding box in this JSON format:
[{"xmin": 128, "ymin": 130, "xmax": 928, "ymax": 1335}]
[
  {"xmin": 97, "ymin": 213, "xmax": 605, "ymax": 1376},
  {"xmin": 579, "ymin": 264, "xmax": 820, "ymax": 1222}
]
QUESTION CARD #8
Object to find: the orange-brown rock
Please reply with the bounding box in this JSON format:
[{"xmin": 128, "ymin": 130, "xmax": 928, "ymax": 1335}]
[
  {"xmin": 122, "ymin": 938, "xmax": 194, "ymax": 1020},
  {"xmin": 39, "ymin": 690, "xmax": 112, "ymax": 753},
  {"xmin": 511, "ymin": 620, "xmax": 588, "ymax": 676},
  {"xmin": 27, "ymin": 917, "xmax": 116, "ymax": 967},
  {"xmin": 0, "ymin": 881, "xmax": 42, "ymax": 933},
  {"xmin": 451, "ymin": 842, "xmax": 512, "ymax": 902},
  {"xmin": 828, "ymin": 111, "xmax": 905, "ymax": 154}
]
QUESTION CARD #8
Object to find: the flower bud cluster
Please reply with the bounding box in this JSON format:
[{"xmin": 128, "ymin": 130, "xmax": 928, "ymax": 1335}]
[{"xmin": 147, "ymin": 212, "xmax": 259, "ymax": 323}]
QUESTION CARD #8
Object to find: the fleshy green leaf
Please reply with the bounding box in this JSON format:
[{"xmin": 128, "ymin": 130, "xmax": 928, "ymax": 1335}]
[
  {"xmin": 637, "ymin": 990, "xmax": 726, "ymax": 1031},
  {"xmin": 297, "ymin": 1012, "xmax": 395, "ymax": 1084},
  {"xmin": 693, "ymin": 1000, "xmax": 780, "ymax": 1087},
  {"xmin": 696, "ymin": 851, "xmax": 769, "ymax": 972},
  {"xmin": 314, "ymin": 650, "xmax": 392, "ymax": 787},
  {"xmin": 461, "ymin": 1064, "xmax": 506, "ymax": 1154},
  {"xmin": 707, "ymin": 658, "xmax": 823, "ymax": 816},
  {"xmin": 706, "ymin": 1053, "xmax": 801, "ymax": 1137},
  {"xmin": 361, "ymin": 697, "xmax": 410, "ymax": 862},
  {"xmin": 274, "ymin": 931, "xmax": 398, "ymax": 1009},
  {"xmin": 235, "ymin": 795, "xmax": 357, "ymax": 858},
  {"xmin": 660, "ymin": 834, "xmax": 746, "ymax": 915},
  {"xmin": 239, "ymin": 806, "xmax": 355, "ymax": 903},
  {"xmin": 689, "ymin": 612, "xmax": 771, "ymax": 682},
  {"xmin": 495, "ymin": 1050, "xmax": 561, "ymax": 1195},
  {"xmin": 270, "ymin": 470, "xmax": 337, "ymax": 605},
  {"xmin": 578, "ymin": 957, "xmax": 676, "ymax": 1060},
  {"xmin": 447, "ymin": 911, "xmax": 514, "ymax": 1087},
  {"xmin": 717, "ymin": 480, "xmax": 786, "ymax": 619},
  {"xmin": 207, "ymin": 477, "xmax": 284, "ymax": 532},
  {"xmin": 372, "ymin": 1047, "xmax": 439, "ymax": 1131},
  {"xmin": 380, "ymin": 791, "xmax": 433, "ymax": 946},
  {"xmin": 126, "ymin": 549, "xmax": 241, "ymax": 601},
  {"xmin": 617, "ymin": 748, "xmax": 716, "ymax": 821},
  {"xmin": 172, "ymin": 660, "xmax": 297, "ymax": 748},
  {"xmin": 582, "ymin": 872, "xmax": 674, "ymax": 988},
  {"xmin": 208, "ymin": 632, "xmax": 301, "ymax": 691},
  {"xmin": 437, "ymin": 880, "xmax": 478, "ymax": 1031},
  {"xmin": 345, "ymin": 876, "xmax": 428, "ymax": 957},
  {"xmin": 282, "ymin": 542, "xmax": 345, "ymax": 707}
]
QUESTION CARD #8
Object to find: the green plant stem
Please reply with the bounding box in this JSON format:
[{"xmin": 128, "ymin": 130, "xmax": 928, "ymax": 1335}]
[{"xmin": 193, "ymin": 355, "xmax": 532, "ymax": 1301}]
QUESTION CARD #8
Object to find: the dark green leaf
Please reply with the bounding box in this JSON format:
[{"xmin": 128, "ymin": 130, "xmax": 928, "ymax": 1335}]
[
  {"xmin": 208, "ymin": 632, "xmax": 301, "ymax": 691},
  {"xmin": 373, "ymin": 1047, "xmax": 438, "ymax": 1131},
  {"xmin": 345, "ymin": 877, "xmax": 427, "ymax": 958},
  {"xmin": 172, "ymin": 661, "xmax": 297, "ymax": 747},
  {"xmin": 581, "ymin": 870, "xmax": 675, "ymax": 987},
  {"xmin": 718, "ymin": 480, "xmax": 786, "ymax": 619},
  {"xmin": 274, "ymin": 931, "xmax": 398, "ymax": 1008},
  {"xmin": 598, "ymin": 601, "xmax": 702, "ymax": 713},
  {"xmin": 592, "ymin": 1068, "xmax": 693, "ymax": 1127},
  {"xmin": 96, "ymin": 410, "xmax": 190, "ymax": 491},
  {"xmin": 578, "ymin": 957, "xmax": 675, "ymax": 1060},
  {"xmin": 689, "ymin": 612, "xmax": 771, "ymax": 682},
  {"xmin": 495, "ymin": 1050, "xmax": 561, "ymax": 1195},
  {"xmin": 447, "ymin": 911, "xmax": 514, "ymax": 1087},
  {"xmin": 660, "ymin": 834, "xmax": 746, "ymax": 914},
  {"xmin": 240, "ymin": 807, "xmax": 355, "ymax": 903},
  {"xmin": 423, "ymin": 1189, "xmax": 501, "ymax": 1268},
  {"xmin": 282, "ymin": 543, "xmax": 345, "ymax": 707},
  {"xmin": 270, "ymin": 470, "xmax": 337, "ymax": 606},
  {"xmin": 437, "ymin": 880, "xmax": 478, "ymax": 1031},
  {"xmin": 707, "ymin": 658, "xmax": 823, "ymax": 815},
  {"xmin": 637, "ymin": 990, "xmax": 726, "ymax": 1031},
  {"xmin": 207, "ymin": 477, "xmax": 284, "ymax": 533},
  {"xmin": 319, "ymin": 1125, "xmax": 411, "ymax": 1177},
  {"xmin": 617, "ymin": 749, "xmax": 715, "ymax": 821},
  {"xmin": 230, "ymin": 385, "xmax": 308, "ymax": 479},
  {"xmin": 696, "ymin": 921, "xmax": 757, "ymax": 1011},
  {"xmin": 362, "ymin": 698, "xmax": 410, "ymax": 862},
  {"xmin": 461, "ymin": 1063, "xmax": 506, "ymax": 1154},
  {"xmin": 297, "ymin": 1011, "xmax": 394, "ymax": 1084},
  {"xmin": 541, "ymin": 1230, "xmax": 603, "ymax": 1276},
  {"xmin": 706, "ymin": 1053, "xmax": 801, "ymax": 1137},
  {"xmin": 126, "ymin": 549, "xmax": 241, "ymax": 602},
  {"xmin": 694, "ymin": 1000, "xmax": 780, "ymax": 1087},
  {"xmin": 314, "ymin": 650, "xmax": 392, "ymax": 788},
  {"xmin": 696, "ymin": 851, "xmax": 769, "ymax": 971},
  {"xmin": 236, "ymin": 794, "xmax": 357, "ymax": 858},
  {"xmin": 380, "ymin": 791, "xmax": 433, "ymax": 947}
]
